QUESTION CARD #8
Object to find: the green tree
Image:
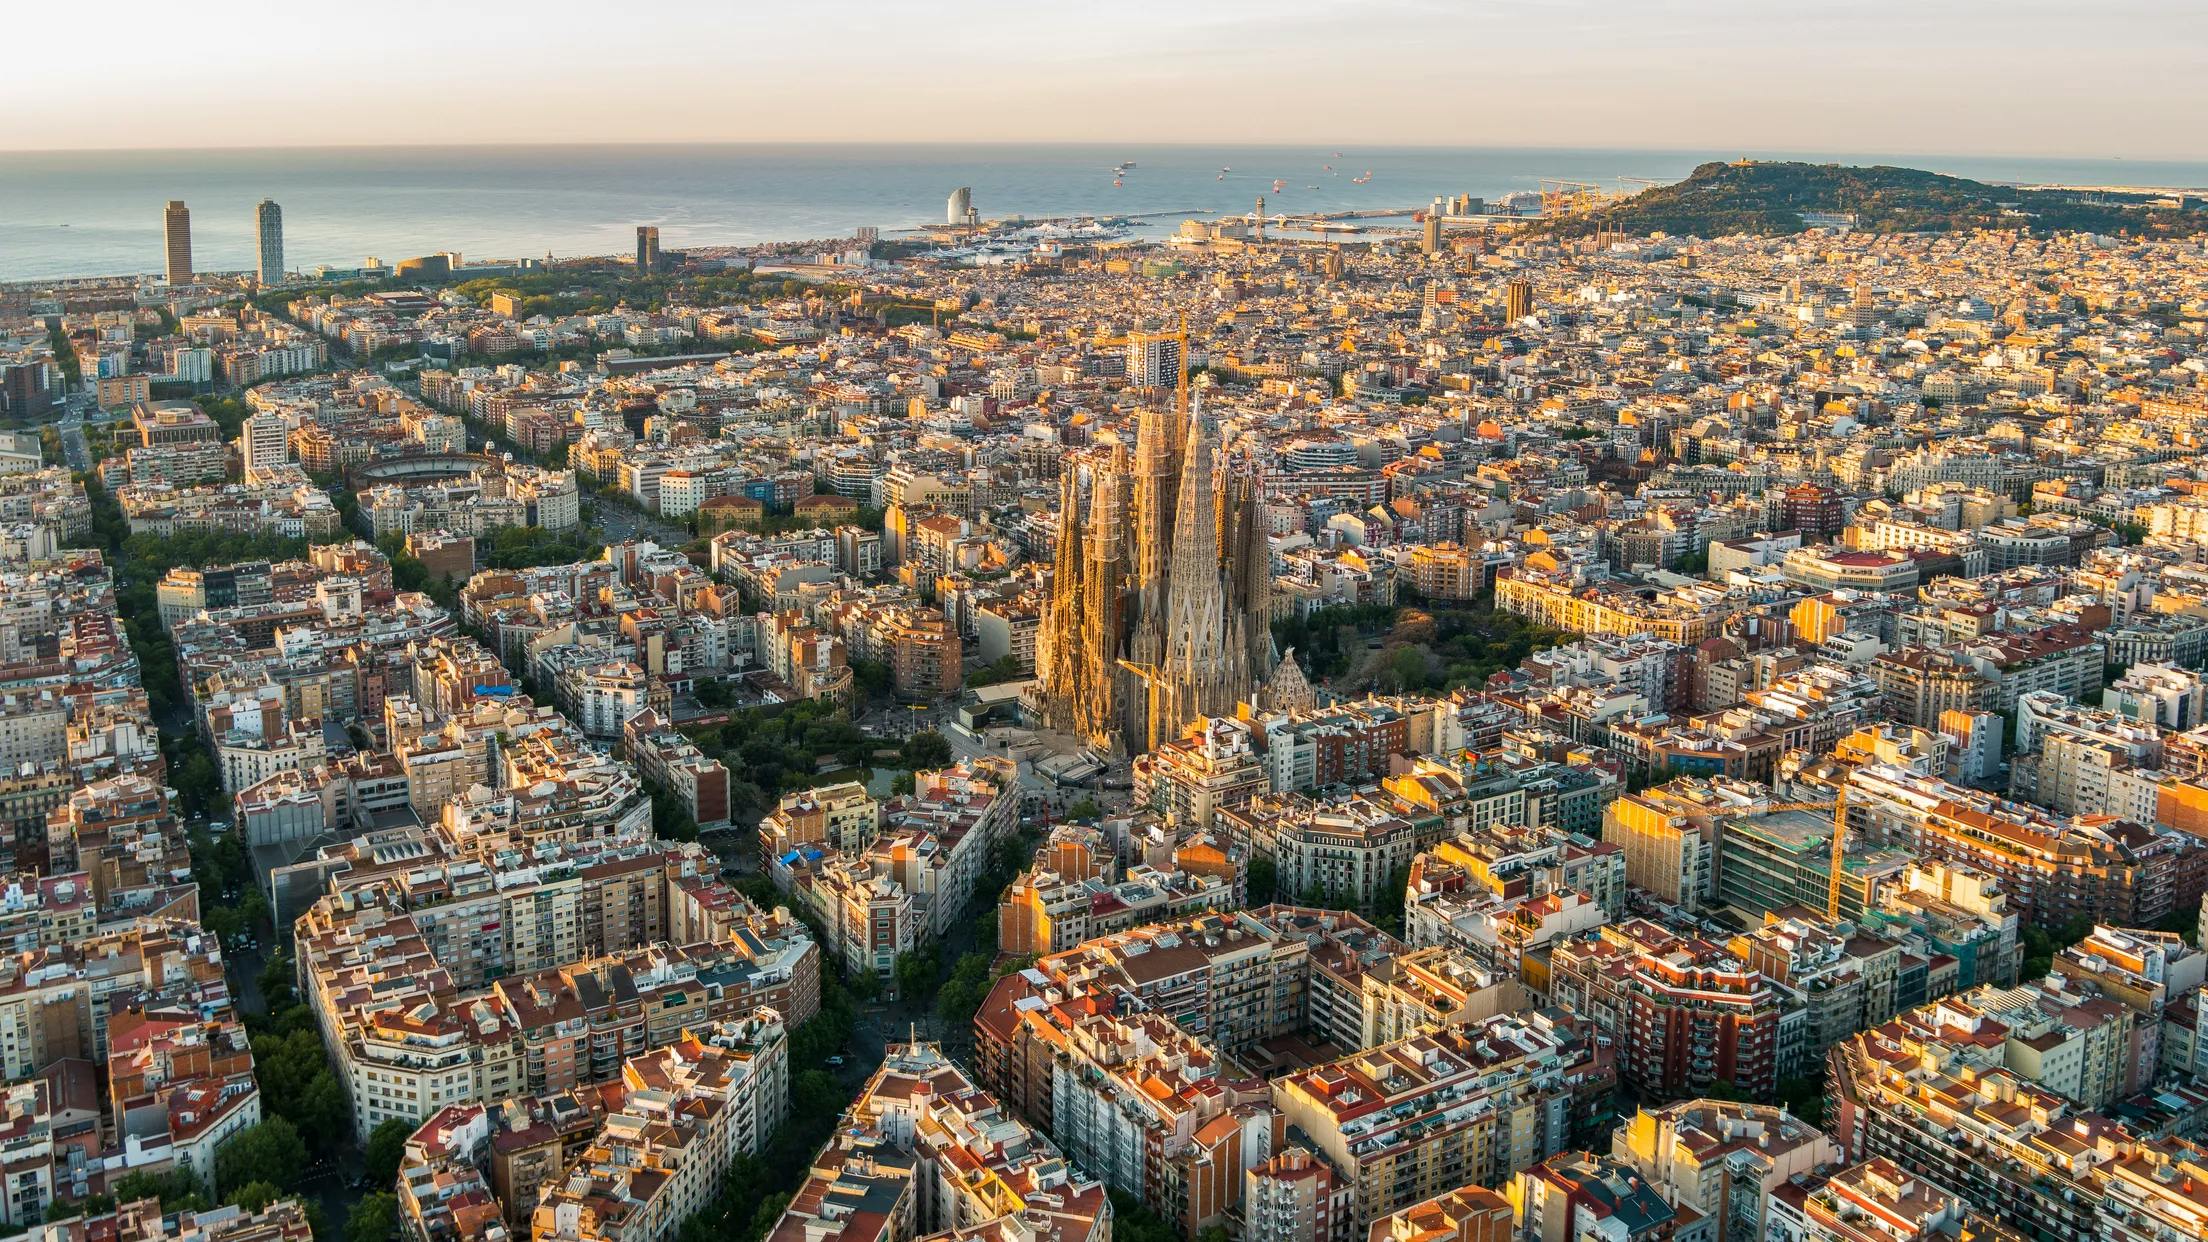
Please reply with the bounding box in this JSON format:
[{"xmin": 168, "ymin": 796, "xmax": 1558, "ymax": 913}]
[
  {"xmin": 231, "ymin": 1181, "xmax": 284, "ymax": 1212},
  {"xmin": 1776, "ymin": 1075, "xmax": 1828, "ymax": 1127},
  {"xmin": 849, "ymin": 659, "xmax": 893, "ymax": 700},
  {"xmin": 899, "ymin": 730, "xmax": 953, "ymax": 770},
  {"xmin": 364, "ymin": 1118, "xmax": 415, "ymax": 1188},
  {"xmin": 347, "ymin": 1192, "xmax": 399, "ymax": 1242},
  {"xmin": 1247, "ymin": 855, "xmax": 1278, "ymax": 906},
  {"xmin": 1066, "ymin": 797, "xmax": 1101, "ymax": 822},
  {"xmin": 215, "ymin": 1117, "xmax": 308, "ymax": 1195},
  {"xmin": 893, "ymin": 947, "xmax": 940, "ymax": 1001},
  {"xmin": 650, "ymin": 784, "xmax": 699, "ymax": 842},
  {"xmin": 111, "ymin": 1168, "xmax": 210, "ymax": 1212},
  {"xmin": 964, "ymin": 655, "xmax": 1025, "ymax": 688},
  {"xmin": 172, "ymin": 750, "xmax": 223, "ymax": 817},
  {"xmin": 44, "ymin": 1194, "xmax": 116, "ymax": 1223},
  {"xmin": 934, "ymin": 952, "xmax": 997, "ymax": 1031}
]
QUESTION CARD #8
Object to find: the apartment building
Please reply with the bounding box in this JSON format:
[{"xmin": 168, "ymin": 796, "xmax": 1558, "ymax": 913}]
[
  {"xmin": 1602, "ymin": 777, "xmax": 1779, "ymax": 911},
  {"xmin": 1546, "ymin": 920, "xmax": 1800, "ymax": 1100},
  {"xmin": 1761, "ymin": 1158, "xmax": 1968, "ymax": 1242},
  {"xmin": 1132, "ymin": 713, "xmax": 1270, "ymax": 831},
  {"xmin": 1729, "ymin": 916, "xmax": 1915, "ymax": 1052},
  {"xmin": 621, "ymin": 709, "xmax": 732, "ymax": 829},
  {"xmin": 763, "ymin": 1043, "xmax": 1109, "ymax": 1242},
  {"xmin": 531, "ymin": 1014, "xmax": 789, "ymax": 1242},
  {"xmin": 1223, "ymin": 789, "xmax": 1423, "ymax": 913},
  {"xmin": 2007, "ymin": 692, "xmax": 2165, "ymax": 822},
  {"xmin": 1246, "ymin": 1146, "xmax": 1350, "ymax": 1242},
  {"xmin": 1365, "ymin": 1184, "xmax": 1513, "ymax": 1242},
  {"xmin": 1273, "ymin": 1014, "xmax": 1610, "ymax": 1237},
  {"xmin": 1827, "ymin": 1002, "xmax": 2131, "ymax": 1242},
  {"xmin": 996, "ymin": 834, "xmax": 1239, "ymax": 957},
  {"xmin": 756, "ymin": 781, "xmax": 879, "ymax": 859},
  {"xmin": 776, "ymin": 758, "xmax": 1017, "ymax": 989},
  {"xmin": 1845, "ymin": 762, "xmax": 2207, "ymax": 931},
  {"xmin": 296, "ymin": 848, "xmax": 817, "ymax": 1140},
  {"xmin": 1612, "ymin": 1100, "xmax": 1839, "ymax": 1242},
  {"xmin": 1510, "ymin": 1151, "xmax": 1713, "ymax": 1242}
]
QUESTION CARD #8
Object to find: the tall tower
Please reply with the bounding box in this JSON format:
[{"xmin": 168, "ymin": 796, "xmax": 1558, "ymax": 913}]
[
  {"xmin": 1076, "ymin": 444, "xmax": 1129, "ymax": 745},
  {"xmin": 1422, "ymin": 198, "xmax": 1444, "ymax": 254},
  {"xmin": 1124, "ymin": 323, "xmax": 1190, "ymax": 680},
  {"xmin": 948, "ymin": 187, "xmax": 973, "ymax": 228},
  {"xmin": 1506, "ymin": 278, "xmax": 1532, "ymax": 323},
  {"xmin": 255, "ymin": 200, "xmax": 284, "ymax": 285},
  {"xmin": 1155, "ymin": 416, "xmax": 1228, "ymax": 741},
  {"xmin": 1038, "ymin": 449, "xmax": 1131, "ymax": 749},
  {"xmin": 1038, "ymin": 465, "xmax": 1089, "ymax": 736},
  {"xmin": 163, "ymin": 201, "xmax": 193, "ymax": 285},
  {"xmin": 1255, "ymin": 195, "xmax": 1266, "ymax": 242},
  {"xmin": 1125, "ymin": 404, "xmax": 1180, "ymax": 676}
]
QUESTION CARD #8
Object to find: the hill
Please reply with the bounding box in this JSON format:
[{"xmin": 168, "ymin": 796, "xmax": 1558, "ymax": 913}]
[{"xmin": 1552, "ymin": 160, "xmax": 2208, "ymax": 238}]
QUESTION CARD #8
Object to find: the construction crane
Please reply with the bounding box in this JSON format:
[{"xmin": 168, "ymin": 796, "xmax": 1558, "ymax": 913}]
[
  {"xmin": 1757, "ymin": 792, "xmax": 1855, "ymax": 919},
  {"xmin": 1539, "ymin": 179, "xmax": 1610, "ymax": 217},
  {"xmin": 1117, "ymin": 658, "xmax": 1166, "ymax": 756}
]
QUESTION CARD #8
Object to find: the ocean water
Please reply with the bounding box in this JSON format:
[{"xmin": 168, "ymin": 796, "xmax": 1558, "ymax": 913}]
[{"xmin": 4, "ymin": 143, "xmax": 2207, "ymax": 283}]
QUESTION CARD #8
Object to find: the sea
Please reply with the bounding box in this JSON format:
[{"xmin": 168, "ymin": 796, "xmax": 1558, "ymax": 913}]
[{"xmin": 6, "ymin": 142, "xmax": 2208, "ymax": 284}]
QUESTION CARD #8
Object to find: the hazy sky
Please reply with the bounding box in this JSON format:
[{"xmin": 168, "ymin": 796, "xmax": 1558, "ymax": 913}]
[{"xmin": 7, "ymin": 0, "xmax": 2205, "ymax": 156}]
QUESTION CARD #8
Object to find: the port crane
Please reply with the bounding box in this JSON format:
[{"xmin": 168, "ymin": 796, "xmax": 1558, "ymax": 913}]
[{"xmin": 1539, "ymin": 179, "xmax": 1610, "ymax": 217}]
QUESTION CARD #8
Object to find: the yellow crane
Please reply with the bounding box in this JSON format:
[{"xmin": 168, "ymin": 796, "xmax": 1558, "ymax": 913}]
[
  {"xmin": 1117, "ymin": 658, "xmax": 1166, "ymax": 756},
  {"xmin": 1540, "ymin": 179, "xmax": 1610, "ymax": 217},
  {"xmin": 1755, "ymin": 791, "xmax": 1854, "ymax": 919}
]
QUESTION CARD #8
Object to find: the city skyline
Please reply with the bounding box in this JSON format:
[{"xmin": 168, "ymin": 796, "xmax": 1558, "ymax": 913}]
[
  {"xmin": 12, "ymin": 6, "xmax": 2208, "ymax": 1241},
  {"xmin": 3, "ymin": 0, "xmax": 2206, "ymax": 158}
]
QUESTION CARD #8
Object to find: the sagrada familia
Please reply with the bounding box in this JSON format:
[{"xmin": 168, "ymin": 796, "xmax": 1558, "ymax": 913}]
[{"xmin": 1035, "ymin": 338, "xmax": 1304, "ymax": 753}]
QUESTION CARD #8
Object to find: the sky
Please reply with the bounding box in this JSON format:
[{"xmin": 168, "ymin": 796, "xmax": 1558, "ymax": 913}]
[{"xmin": 6, "ymin": 0, "xmax": 2206, "ymax": 157}]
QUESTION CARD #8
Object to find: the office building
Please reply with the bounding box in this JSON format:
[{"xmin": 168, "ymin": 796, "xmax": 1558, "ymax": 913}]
[
  {"xmin": 164, "ymin": 200, "xmax": 192, "ymax": 284},
  {"xmin": 635, "ymin": 225, "xmax": 660, "ymax": 272},
  {"xmin": 256, "ymin": 199, "xmax": 284, "ymax": 284}
]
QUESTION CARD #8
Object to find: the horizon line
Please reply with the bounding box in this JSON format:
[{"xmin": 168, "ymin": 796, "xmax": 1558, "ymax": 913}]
[{"xmin": 0, "ymin": 137, "xmax": 2198, "ymax": 165}]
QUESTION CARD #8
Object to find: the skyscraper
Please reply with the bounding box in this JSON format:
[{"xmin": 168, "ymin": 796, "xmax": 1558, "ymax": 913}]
[
  {"xmin": 163, "ymin": 201, "xmax": 193, "ymax": 285},
  {"xmin": 256, "ymin": 200, "xmax": 284, "ymax": 285},
  {"xmin": 948, "ymin": 187, "xmax": 973, "ymax": 227},
  {"xmin": 1506, "ymin": 278, "xmax": 1532, "ymax": 323},
  {"xmin": 1422, "ymin": 199, "xmax": 1444, "ymax": 254},
  {"xmin": 636, "ymin": 225, "xmax": 661, "ymax": 272},
  {"xmin": 1124, "ymin": 334, "xmax": 1184, "ymax": 388}
]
